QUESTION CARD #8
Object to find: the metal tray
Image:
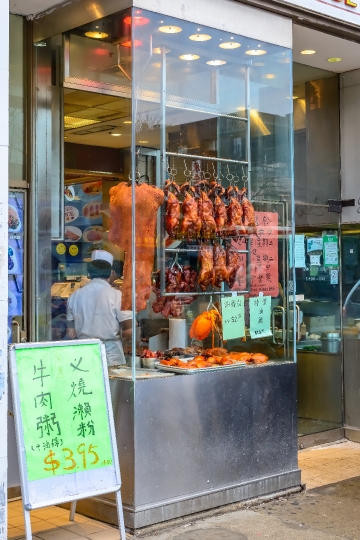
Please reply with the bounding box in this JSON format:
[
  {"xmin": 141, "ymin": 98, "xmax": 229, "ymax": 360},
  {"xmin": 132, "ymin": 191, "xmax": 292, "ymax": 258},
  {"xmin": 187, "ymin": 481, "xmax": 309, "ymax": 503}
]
[{"xmin": 155, "ymin": 362, "xmax": 247, "ymax": 375}]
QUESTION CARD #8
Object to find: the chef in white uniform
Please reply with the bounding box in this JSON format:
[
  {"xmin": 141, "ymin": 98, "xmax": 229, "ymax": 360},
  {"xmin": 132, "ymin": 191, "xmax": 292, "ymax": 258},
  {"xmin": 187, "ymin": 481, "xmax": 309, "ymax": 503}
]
[{"xmin": 67, "ymin": 250, "xmax": 132, "ymax": 366}]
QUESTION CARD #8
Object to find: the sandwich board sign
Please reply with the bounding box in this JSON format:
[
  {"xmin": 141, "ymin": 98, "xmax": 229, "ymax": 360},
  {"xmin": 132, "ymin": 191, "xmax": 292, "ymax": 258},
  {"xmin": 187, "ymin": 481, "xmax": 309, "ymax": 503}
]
[{"xmin": 9, "ymin": 339, "xmax": 126, "ymax": 540}]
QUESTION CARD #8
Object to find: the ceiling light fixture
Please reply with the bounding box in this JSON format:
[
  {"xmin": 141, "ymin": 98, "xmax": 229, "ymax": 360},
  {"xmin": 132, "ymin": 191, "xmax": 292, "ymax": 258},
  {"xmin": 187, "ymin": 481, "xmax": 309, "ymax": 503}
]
[
  {"xmin": 110, "ymin": 133, "xmax": 121, "ymax": 136},
  {"xmin": 159, "ymin": 25, "xmax": 182, "ymax": 33},
  {"xmin": 293, "ymin": 96, "xmax": 298, "ymax": 99},
  {"xmin": 85, "ymin": 31, "xmax": 108, "ymax": 39},
  {"xmin": 206, "ymin": 60, "xmax": 227, "ymax": 66},
  {"xmin": 64, "ymin": 117, "xmax": 100, "ymax": 130},
  {"xmin": 189, "ymin": 33, "xmax": 211, "ymax": 41},
  {"xmin": 139, "ymin": 140, "xmax": 148, "ymax": 143},
  {"xmin": 253, "ymin": 62, "xmax": 265, "ymax": 67},
  {"xmin": 219, "ymin": 41, "xmax": 240, "ymax": 49},
  {"xmin": 179, "ymin": 54, "xmax": 200, "ymax": 60},
  {"xmin": 327, "ymin": 57, "xmax": 342, "ymax": 63},
  {"xmin": 246, "ymin": 49, "xmax": 266, "ymax": 56},
  {"xmin": 301, "ymin": 49, "xmax": 316, "ymax": 55},
  {"xmin": 264, "ymin": 73, "xmax": 276, "ymax": 79},
  {"xmin": 124, "ymin": 120, "xmax": 132, "ymax": 124}
]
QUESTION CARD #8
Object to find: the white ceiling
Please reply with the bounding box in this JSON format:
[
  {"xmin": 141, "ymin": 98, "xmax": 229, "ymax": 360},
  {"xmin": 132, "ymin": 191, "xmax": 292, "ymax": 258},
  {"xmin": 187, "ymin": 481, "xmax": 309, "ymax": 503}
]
[
  {"xmin": 10, "ymin": 0, "xmax": 64, "ymax": 16},
  {"xmin": 293, "ymin": 24, "xmax": 360, "ymax": 73}
]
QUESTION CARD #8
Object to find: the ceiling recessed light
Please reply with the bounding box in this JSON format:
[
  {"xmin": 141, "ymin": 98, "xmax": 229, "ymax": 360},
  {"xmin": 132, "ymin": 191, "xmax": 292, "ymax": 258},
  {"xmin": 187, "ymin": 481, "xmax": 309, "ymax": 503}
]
[
  {"xmin": 85, "ymin": 31, "xmax": 108, "ymax": 39},
  {"xmin": 34, "ymin": 41, "xmax": 47, "ymax": 47},
  {"xmin": 159, "ymin": 25, "xmax": 182, "ymax": 33},
  {"xmin": 219, "ymin": 41, "xmax": 240, "ymax": 49},
  {"xmin": 293, "ymin": 96, "xmax": 298, "ymax": 99},
  {"xmin": 123, "ymin": 120, "xmax": 132, "ymax": 124},
  {"xmin": 301, "ymin": 49, "xmax": 316, "ymax": 55},
  {"xmin": 153, "ymin": 47, "xmax": 171, "ymax": 55},
  {"xmin": 264, "ymin": 73, "xmax": 276, "ymax": 79},
  {"xmin": 206, "ymin": 60, "xmax": 227, "ymax": 66},
  {"xmin": 179, "ymin": 54, "xmax": 200, "ymax": 61},
  {"xmin": 246, "ymin": 49, "xmax": 266, "ymax": 56},
  {"xmin": 139, "ymin": 140, "xmax": 148, "ymax": 143},
  {"xmin": 327, "ymin": 57, "xmax": 342, "ymax": 63},
  {"xmin": 110, "ymin": 133, "xmax": 122, "ymax": 136},
  {"xmin": 189, "ymin": 33, "xmax": 211, "ymax": 41}
]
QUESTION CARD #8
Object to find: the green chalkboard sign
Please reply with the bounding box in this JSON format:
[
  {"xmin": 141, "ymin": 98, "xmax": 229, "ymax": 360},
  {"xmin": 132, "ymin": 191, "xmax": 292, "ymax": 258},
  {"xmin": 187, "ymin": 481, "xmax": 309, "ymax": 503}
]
[{"xmin": 14, "ymin": 343, "xmax": 113, "ymax": 482}]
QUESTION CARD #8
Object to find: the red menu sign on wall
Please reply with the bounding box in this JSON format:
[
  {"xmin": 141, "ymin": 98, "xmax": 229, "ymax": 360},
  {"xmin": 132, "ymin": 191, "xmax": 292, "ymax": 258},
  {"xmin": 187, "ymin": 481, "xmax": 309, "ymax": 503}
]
[
  {"xmin": 232, "ymin": 212, "xmax": 279, "ymax": 297},
  {"xmin": 250, "ymin": 212, "xmax": 279, "ymax": 297}
]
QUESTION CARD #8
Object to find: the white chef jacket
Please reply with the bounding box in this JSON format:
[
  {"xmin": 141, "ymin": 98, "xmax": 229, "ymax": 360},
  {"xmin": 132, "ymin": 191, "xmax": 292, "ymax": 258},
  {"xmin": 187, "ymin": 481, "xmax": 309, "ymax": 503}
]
[{"xmin": 67, "ymin": 278, "xmax": 132, "ymax": 366}]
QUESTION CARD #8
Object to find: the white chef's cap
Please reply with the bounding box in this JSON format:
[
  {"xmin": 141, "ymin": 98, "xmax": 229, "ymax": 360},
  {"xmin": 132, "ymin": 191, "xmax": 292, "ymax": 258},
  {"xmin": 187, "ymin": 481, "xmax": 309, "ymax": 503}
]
[{"xmin": 91, "ymin": 249, "xmax": 114, "ymax": 267}]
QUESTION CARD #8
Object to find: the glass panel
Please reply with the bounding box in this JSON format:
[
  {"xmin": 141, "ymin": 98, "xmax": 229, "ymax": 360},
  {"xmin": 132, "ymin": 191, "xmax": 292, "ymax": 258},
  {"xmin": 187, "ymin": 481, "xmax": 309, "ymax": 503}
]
[
  {"xmin": 132, "ymin": 10, "xmax": 294, "ymax": 372},
  {"xmin": 8, "ymin": 191, "xmax": 26, "ymax": 343},
  {"xmin": 9, "ymin": 14, "xmax": 26, "ymax": 182},
  {"xmin": 293, "ymin": 63, "xmax": 340, "ymax": 226},
  {"xmin": 295, "ymin": 228, "xmax": 342, "ymax": 435},
  {"xmin": 66, "ymin": 12, "xmax": 132, "ymax": 90}
]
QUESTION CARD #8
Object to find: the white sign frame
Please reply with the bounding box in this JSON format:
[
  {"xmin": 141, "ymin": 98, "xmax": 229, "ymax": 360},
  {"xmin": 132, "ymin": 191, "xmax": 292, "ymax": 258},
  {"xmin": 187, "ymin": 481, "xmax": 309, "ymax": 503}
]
[{"xmin": 9, "ymin": 339, "xmax": 126, "ymax": 540}]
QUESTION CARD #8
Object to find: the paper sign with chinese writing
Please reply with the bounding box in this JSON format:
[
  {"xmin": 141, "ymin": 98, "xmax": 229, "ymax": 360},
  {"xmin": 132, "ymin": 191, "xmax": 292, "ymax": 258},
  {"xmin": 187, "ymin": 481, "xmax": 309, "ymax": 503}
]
[
  {"xmin": 250, "ymin": 212, "xmax": 279, "ymax": 297},
  {"xmin": 14, "ymin": 343, "xmax": 113, "ymax": 482},
  {"xmin": 323, "ymin": 235, "xmax": 339, "ymax": 267},
  {"xmin": 221, "ymin": 296, "xmax": 245, "ymax": 341},
  {"xmin": 249, "ymin": 295, "xmax": 272, "ymax": 339},
  {"xmin": 295, "ymin": 234, "xmax": 306, "ymax": 268}
]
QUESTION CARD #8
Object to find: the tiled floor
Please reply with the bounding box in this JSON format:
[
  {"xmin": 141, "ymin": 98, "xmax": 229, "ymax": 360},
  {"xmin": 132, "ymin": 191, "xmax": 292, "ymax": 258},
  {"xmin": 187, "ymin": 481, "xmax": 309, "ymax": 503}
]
[
  {"xmin": 8, "ymin": 439, "xmax": 360, "ymax": 539},
  {"xmin": 7, "ymin": 499, "xmax": 122, "ymax": 539},
  {"xmin": 299, "ymin": 439, "xmax": 360, "ymax": 489}
]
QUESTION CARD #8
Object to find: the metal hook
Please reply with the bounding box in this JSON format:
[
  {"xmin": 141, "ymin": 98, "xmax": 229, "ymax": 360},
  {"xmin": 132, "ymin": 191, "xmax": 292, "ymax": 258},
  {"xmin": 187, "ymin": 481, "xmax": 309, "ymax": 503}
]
[
  {"xmin": 226, "ymin": 164, "xmax": 234, "ymax": 185},
  {"xmin": 212, "ymin": 162, "xmax": 219, "ymax": 182},
  {"xmin": 242, "ymin": 166, "xmax": 248, "ymax": 185}
]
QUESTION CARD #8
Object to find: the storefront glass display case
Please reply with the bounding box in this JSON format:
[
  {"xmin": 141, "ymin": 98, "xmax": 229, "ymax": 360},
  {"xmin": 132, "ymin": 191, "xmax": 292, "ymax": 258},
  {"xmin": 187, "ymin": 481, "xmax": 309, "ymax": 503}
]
[{"xmin": 31, "ymin": 6, "xmax": 299, "ymax": 529}]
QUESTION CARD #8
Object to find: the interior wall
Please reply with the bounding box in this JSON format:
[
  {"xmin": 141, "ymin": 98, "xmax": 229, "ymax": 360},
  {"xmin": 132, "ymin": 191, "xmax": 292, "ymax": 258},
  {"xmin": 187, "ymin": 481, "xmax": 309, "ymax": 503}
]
[{"xmin": 340, "ymin": 70, "xmax": 360, "ymax": 223}]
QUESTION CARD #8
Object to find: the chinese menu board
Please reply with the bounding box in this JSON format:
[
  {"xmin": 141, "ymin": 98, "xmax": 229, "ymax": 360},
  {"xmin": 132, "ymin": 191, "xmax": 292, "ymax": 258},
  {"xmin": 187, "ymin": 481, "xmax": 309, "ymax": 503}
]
[
  {"xmin": 14, "ymin": 343, "xmax": 113, "ymax": 482},
  {"xmin": 250, "ymin": 212, "xmax": 278, "ymax": 297},
  {"xmin": 54, "ymin": 180, "xmax": 104, "ymax": 266},
  {"xmin": 249, "ymin": 296, "xmax": 272, "ymax": 339},
  {"xmin": 8, "ymin": 192, "xmax": 25, "ymax": 343},
  {"xmin": 221, "ymin": 296, "xmax": 245, "ymax": 341},
  {"xmin": 231, "ymin": 211, "xmax": 279, "ymax": 297}
]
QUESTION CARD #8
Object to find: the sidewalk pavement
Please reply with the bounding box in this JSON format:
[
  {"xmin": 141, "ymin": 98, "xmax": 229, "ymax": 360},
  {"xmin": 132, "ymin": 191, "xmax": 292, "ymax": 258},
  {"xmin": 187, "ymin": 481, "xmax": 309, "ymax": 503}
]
[{"xmin": 9, "ymin": 440, "xmax": 360, "ymax": 539}]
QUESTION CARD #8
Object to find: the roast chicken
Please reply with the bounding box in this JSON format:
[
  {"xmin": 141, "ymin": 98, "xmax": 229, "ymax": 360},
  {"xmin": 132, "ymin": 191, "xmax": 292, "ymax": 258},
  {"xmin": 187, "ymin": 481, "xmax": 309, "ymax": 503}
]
[
  {"xmin": 164, "ymin": 180, "xmax": 181, "ymax": 238},
  {"xmin": 241, "ymin": 188, "xmax": 257, "ymax": 234},
  {"xmin": 109, "ymin": 182, "xmax": 164, "ymax": 312},
  {"xmin": 213, "ymin": 244, "xmax": 229, "ymax": 288},
  {"xmin": 180, "ymin": 184, "xmax": 202, "ymax": 238},
  {"xmin": 198, "ymin": 244, "xmax": 215, "ymax": 291},
  {"xmin": 226, "ymin": 186, "xmax": 245, "ymax": 237},
  {"xmin": 226, "ymin": 245, "xmax": 245, "ymax": 289}
]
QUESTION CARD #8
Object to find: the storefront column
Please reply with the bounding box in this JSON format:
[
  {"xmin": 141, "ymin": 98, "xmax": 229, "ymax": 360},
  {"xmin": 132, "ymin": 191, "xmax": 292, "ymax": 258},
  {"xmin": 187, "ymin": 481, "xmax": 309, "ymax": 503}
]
[{"xmin": 0, "ymin": 1, "xmax": 9, "ymax": 538}]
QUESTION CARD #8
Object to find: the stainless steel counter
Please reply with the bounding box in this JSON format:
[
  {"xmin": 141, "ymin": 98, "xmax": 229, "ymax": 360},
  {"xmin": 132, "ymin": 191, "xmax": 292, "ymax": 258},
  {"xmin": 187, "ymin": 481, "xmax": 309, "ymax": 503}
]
[{"xmin": 71, "ymin": 362, "xmax": 300, "ymax": 531}]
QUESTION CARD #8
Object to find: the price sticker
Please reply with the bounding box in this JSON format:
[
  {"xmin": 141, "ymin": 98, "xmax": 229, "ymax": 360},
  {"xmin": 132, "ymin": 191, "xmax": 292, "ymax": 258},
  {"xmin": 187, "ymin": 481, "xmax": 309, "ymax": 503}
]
[
  {"xmin": 221, "ymin": 296, "xmax": 245, "ymax": 341},
  {"xmin": 249, "ymin": 295, "xmax": 272, "ymax": 339}
]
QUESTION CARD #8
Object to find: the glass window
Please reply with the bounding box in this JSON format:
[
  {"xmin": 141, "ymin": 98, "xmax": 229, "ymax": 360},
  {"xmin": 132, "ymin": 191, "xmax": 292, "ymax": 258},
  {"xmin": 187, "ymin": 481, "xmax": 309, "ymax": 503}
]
[
  {"xmin": 34, "ymin": 8, "xmax": 295, "ymax": 376},
  {"xmin": 9, "ymin": 14, "xmax": 26, "ymax": 182}
]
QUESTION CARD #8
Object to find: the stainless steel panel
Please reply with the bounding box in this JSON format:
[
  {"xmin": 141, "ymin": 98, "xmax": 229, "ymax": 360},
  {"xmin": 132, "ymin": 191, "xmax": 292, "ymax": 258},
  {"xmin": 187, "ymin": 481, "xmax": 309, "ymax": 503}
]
[
  {"xmin": 109, "ymin": 380, "xmax": 135, "ymax": 506},
  {"xmin": 70, "ymin": 364, "xmax": 298, "ymax": 529},
  {"xmin": 297, "ymin": 351, "xmax": 342, "ymax": 425},
  {"xmin": 344, "ymin": 336, "xmax": 360, "ymax": 428},
  {"xmin": 132, "ymin": 363, "xmax": 298, "ymax": 507}
]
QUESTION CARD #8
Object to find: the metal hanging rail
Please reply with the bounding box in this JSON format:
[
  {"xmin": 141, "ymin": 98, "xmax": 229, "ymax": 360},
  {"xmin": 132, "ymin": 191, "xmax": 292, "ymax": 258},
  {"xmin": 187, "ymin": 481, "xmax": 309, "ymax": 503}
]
[
  {"xmin": 166, "ymin": 151, "xmax": 248, "ymax": 166},
  {"xmin": 159, "ymin": 52, "xmax": 252, "ymax": 299}
]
